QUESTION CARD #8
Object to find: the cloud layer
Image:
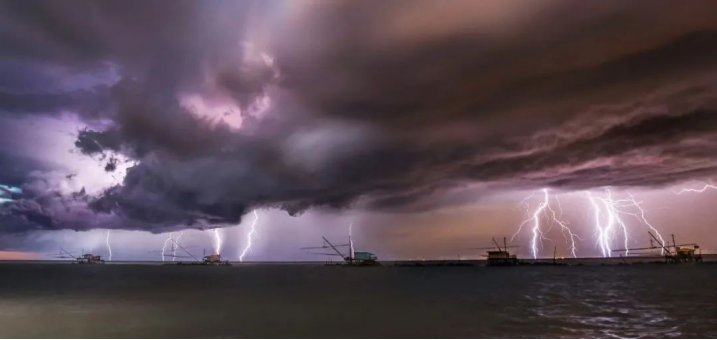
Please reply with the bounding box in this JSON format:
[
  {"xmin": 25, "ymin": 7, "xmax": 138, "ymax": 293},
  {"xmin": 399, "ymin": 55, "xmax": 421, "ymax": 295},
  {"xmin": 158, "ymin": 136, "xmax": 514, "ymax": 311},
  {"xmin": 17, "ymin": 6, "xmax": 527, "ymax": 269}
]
[{"xmin": 3, "ymin": 1, "xmax": 717, "ymax": 233}]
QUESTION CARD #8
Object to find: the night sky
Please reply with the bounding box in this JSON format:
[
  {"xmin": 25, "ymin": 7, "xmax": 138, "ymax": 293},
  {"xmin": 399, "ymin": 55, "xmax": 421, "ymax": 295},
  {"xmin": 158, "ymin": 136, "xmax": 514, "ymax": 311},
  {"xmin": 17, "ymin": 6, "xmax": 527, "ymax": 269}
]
[{"xmin": 3, "ymin": 0, "xmax": 717, "ymax": 261}]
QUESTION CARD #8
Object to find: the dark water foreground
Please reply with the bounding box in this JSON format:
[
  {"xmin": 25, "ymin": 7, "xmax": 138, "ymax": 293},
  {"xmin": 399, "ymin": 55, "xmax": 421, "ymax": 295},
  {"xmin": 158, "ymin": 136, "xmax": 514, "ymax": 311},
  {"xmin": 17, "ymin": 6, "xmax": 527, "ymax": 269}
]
[{"xmin": 0, "ymin": 263, "xmax": 716, "ymax": 338}]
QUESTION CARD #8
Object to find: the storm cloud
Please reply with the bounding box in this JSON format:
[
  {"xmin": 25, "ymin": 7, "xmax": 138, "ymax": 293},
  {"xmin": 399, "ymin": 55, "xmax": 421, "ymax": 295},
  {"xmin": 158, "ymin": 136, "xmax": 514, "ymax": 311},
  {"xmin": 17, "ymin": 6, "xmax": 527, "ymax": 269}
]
[{"xmin": 3, "ymin": 0, "xmax": 717, "ymax": 233}]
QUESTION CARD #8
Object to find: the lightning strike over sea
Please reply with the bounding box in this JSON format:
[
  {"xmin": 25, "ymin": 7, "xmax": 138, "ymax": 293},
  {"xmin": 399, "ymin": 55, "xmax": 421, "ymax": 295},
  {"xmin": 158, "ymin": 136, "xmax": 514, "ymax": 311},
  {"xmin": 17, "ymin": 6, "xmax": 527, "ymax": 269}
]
[
  {"xmin": 105, "ymin": 229, "xmax": 112, "ymax": 261},
  {"xmin": 213, "ymin": 228, "xmax": 223, "ymax": 255},
  {"xmin": 239, "ymin": 210, "xmax": 260, "ymax": 262},
  {"xmin": 513, "ymin": 189, "xmax": 580, "ymax": 259},
  {"xmin": 173, "ymin": 231, "xmax": 184, "ymax": 261},
  {"xmin": 161, "ymin": 232, "xmax": 173, "ymax": 262},
  {"xmin": 3, "ymin": 2, "xmax": 717, "ymax": 337},
  {"xmin": 585, "ymin": 189, "xmax": 667, "ymax": 257}
]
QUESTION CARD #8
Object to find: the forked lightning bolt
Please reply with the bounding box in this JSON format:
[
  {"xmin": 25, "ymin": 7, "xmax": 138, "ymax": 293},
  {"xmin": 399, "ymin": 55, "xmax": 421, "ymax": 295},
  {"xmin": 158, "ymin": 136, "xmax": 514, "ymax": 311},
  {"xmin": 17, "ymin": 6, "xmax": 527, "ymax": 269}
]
[
  {"xmin": 676, "ymin": 183, "xmax": 717, "ymax": 194},
  {"xmin": 585, "ymin": 189, "xmax": 666, "ymax": 257},
  {"xmin": 585, "ymin": 190, "xmax": 629, "ymax": 257},
  {"xmin": 513, "ymin": 188, "xmax": 580, "ymax": 259},
  {"xmin": 239, "ymin": 210, "xmax": 260, "ymax": 262}
]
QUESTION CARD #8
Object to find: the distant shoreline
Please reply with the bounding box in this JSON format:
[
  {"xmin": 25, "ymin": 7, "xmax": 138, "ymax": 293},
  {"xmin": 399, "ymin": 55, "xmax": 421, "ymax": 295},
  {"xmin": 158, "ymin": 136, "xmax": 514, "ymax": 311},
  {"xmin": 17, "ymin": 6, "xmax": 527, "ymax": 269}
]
[{"xmin": 2, "ymin": 253, "xmax": 716, "ymax": 266}]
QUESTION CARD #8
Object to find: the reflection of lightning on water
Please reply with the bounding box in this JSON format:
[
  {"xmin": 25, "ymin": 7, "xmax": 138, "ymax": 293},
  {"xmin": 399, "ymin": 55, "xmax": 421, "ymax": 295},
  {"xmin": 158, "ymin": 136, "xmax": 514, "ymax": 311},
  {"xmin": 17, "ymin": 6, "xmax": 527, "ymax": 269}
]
[
  {"xmin": 585, "ymin": 189, "xmax": 666, "ymax": 257},
  {"xmin": 239, "ymin": 210, "xmax": 260, "ymax": 262},
  {"xmin": 105, "ymin": 229, "xmax": 112, "ymax": 261},
  {"xmin": 213, "ymin": 228, "xmax": 223, "ymax": 255},
  {"xmin": 513, "ymin": 188, "xmax": 580, "ymax": 259}
]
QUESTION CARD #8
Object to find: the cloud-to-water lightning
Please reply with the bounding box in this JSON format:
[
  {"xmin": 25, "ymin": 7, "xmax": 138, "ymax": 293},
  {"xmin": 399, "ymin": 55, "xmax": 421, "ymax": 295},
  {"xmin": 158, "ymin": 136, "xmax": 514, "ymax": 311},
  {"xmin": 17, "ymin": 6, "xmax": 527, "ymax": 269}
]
[
  {"xmin": 348, "ymin": 222, "xmax": 355, "ymax": 259},
  {"xmin": 105, "ymin": 229, "xmax": 113, "ymax": 261},
  {"xmin": 213, "ymin": 228, "xmax": 223, "ymax": 255},
  {"xmin": 161, "ymin": 232, "xmax": 174, "ymax": 262},
  {"xmin": 585, "ymin": 189, "xmax": 666, "ymax": 257},
  {"xmin": 513, "ymin": 188, "xmax": 580, "ymax": 259},
  {"xmin": 239, "ymin": 210, "xmax": 260, "ymax": 262},
  {"xmin": 173, "ymin": 231, "xmax": 184, "ymax": 261}
]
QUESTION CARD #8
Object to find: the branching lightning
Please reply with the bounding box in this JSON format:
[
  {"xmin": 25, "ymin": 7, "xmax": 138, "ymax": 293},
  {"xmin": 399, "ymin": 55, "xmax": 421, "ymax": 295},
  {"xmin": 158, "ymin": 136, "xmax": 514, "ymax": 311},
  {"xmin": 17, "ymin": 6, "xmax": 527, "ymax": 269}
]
[
  {"xmin": 513, "ymin": 188, "xmax": 580, "ymax": 259},
  {"xmin": 585, "ymin": 190, "xmax": 628, "ymax": 257},
  {"xmin": 676, "ymin": 183, "xmax": 717, "ymax": 194},
  {"xmin": 584, "ymin": 189, "xmax": 666, "ymax": 257},
  {"xmin": 627, "ymin": 193, "xmax": 666, "ymax": 255},
  {"xmin": 160, "ymin": 231, "xmax": 185, "ymax": 261},
  {"xmin": 239, "ymin": 210, "xmax": 259, "ymax": 262}
]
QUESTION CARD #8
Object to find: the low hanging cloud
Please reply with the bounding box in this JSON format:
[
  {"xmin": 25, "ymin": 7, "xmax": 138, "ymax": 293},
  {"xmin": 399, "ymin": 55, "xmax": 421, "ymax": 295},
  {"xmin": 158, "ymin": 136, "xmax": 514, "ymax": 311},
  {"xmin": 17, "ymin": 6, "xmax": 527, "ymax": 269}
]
[{"xmin": 3, "ymin": 1, "xmax": 717, "ymax": 233}]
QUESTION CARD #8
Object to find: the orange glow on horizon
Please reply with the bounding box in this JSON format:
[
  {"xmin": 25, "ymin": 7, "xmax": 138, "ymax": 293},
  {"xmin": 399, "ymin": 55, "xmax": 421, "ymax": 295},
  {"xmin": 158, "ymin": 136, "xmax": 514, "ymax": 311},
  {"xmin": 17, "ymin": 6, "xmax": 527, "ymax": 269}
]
[{"xmin": 0, "ymin": 250, "xmax": 38, "ymax": 260}]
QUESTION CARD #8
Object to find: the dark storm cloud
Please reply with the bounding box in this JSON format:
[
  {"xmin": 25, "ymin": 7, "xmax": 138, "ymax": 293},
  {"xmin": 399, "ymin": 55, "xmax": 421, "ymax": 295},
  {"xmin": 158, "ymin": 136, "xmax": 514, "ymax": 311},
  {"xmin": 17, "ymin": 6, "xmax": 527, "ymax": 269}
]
[
  {"xmin": 75, "ymin": 79, "xmax": 239, "ymax": 159},
  {"xmin": 0, "ymin": 87, "xmax": 110, "ymax": 118},
  {"xmin": 4, "ymin": 0, "xmax": 717, "ymax": 232},
  {"xmin": 0, "ymin": 162, "xmax": 98, "ymax": 233}
]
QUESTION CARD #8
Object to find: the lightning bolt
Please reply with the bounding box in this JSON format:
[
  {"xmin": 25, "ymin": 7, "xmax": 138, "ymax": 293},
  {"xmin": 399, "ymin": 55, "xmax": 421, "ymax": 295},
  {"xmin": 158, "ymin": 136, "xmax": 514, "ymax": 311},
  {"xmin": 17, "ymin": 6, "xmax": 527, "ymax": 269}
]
[
  {"xmin": 627, "ymin": 193, "xmax": 666, "ymax": 255},
  {"xmin": 105, "ymin": 229, "xmax": 112, "ymax": 261},
  {"xmin": 161, "ymin": 232, "xmax": 174, "ymax": 262},
  {"xmin": 348, "ymin": 222, "xmax": 355, "ymax": 259},
  {"xmin": 676, "ymin": 183, "xmax": 717, "ymax": 194},
  {"xmin": 513, "ymin": 188, "xmax": 580, "ymax": 259},
  {"xmin": 173, "ymin": 231, "xmax": 184, "ymax": 261},
  {"xmin": 213, "ymin": 228, "xmax": 223, "ymax": 255},
  {"xmin": 239, "ymin": 210, "xmax": 260, "ymax": 262},
  {"xmin": 585, "ymin": 189, "xmax": 666, "ymax": 257},
  {"xmin": 585, "ymin": 191, "xmax": 609, "ymax": 257}
]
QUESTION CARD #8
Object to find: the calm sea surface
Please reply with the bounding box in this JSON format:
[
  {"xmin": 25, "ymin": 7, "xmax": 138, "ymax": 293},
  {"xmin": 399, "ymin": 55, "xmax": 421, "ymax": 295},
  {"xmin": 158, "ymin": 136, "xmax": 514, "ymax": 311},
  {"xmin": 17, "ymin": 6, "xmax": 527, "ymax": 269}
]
[{"xmin": 0, "ymin": 263, "xmax": 716, "ymax": 338}]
